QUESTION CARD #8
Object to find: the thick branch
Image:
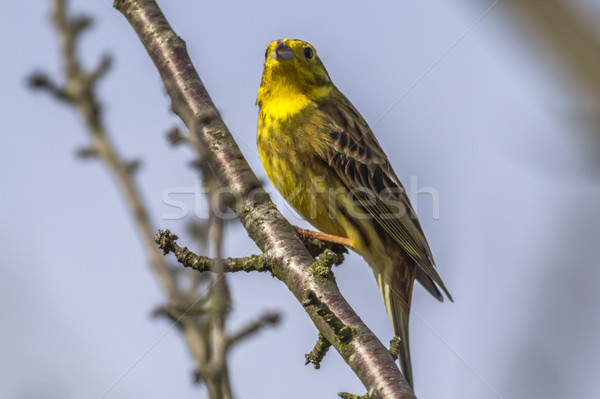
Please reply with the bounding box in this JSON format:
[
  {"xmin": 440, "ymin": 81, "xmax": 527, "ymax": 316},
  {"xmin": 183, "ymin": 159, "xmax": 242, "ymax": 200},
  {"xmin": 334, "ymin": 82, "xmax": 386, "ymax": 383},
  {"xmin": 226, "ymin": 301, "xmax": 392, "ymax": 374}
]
[{"xmin": 114, "ymin": 0, "xmax": 414, "ymax": 397}]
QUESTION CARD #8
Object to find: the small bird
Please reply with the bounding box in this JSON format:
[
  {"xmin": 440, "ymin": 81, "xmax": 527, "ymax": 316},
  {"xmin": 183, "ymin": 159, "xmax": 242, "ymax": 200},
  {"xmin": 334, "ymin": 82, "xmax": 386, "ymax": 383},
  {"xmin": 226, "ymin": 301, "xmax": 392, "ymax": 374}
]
[{"xmin": 256, "ymin": 39, "xmax": 452, "ymax": 388}]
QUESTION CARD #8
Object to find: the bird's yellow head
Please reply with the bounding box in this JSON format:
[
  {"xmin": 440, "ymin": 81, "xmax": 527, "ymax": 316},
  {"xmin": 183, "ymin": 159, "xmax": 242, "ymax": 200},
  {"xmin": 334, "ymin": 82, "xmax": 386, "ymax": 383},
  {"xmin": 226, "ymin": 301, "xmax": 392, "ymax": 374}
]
[{"xmin": 257, "ymin": 39, "xmax": 333, "ymax": 112}]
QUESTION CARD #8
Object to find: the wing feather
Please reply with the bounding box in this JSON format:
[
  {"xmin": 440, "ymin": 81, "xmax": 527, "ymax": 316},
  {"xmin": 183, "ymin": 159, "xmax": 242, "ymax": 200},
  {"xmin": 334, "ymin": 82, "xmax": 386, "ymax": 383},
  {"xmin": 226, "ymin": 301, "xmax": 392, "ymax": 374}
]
[{"xmin": 314, "ymin": 93, "xmax": 452, "ymax": 301}]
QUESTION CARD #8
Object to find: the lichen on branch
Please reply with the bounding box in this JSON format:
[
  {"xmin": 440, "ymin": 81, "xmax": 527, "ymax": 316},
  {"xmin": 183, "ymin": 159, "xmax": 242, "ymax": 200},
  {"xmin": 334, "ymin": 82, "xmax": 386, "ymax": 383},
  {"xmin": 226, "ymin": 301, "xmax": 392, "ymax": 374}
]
[{"xmin": 154, "ymin": 229, "xmax": 275, "ymax": 275}]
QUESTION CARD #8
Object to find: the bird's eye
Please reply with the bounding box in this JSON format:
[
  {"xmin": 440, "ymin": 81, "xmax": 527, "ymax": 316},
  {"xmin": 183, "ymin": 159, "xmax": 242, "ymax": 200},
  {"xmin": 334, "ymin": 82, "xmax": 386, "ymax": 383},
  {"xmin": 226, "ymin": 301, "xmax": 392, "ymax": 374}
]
[
  {"xmin": 264, "ymin": 48, "xmax": 268, "ymax": 59},
  {"xmin": 304, "ymin": 47, "xmax": 313, "ymax": 59}
]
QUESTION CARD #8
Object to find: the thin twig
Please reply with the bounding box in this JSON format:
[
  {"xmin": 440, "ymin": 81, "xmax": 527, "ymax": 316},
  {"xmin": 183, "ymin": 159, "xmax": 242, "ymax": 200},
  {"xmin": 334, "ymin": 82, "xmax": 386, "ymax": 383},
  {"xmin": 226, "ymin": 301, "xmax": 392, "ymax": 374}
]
[
  {"xmin": 154, "ymin": 229, "xmax": 274, "ymax": 274},
  {"xmin": 226, "ymin": 313, "xmax": 281, "ymax": 350},
  {"xmin": 305, "ymin": 333, "xmax": 332, "ymax": 369},
  {"xmin": 29, "ymin": 1, "xmax": 235, "ymax": 396}
]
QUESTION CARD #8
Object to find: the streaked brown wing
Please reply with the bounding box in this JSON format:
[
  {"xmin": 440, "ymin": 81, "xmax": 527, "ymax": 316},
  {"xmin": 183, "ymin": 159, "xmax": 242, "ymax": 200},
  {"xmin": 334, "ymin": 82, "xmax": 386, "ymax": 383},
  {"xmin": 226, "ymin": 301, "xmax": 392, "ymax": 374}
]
[{"xmin": 315, "ymin": 92, "xmax": 452, "ymax": 301}]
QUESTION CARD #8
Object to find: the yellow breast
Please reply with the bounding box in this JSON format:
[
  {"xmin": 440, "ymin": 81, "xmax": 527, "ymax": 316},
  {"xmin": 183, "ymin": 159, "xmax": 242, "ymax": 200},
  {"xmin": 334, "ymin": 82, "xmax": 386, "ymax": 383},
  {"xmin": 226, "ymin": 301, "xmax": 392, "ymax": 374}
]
[{"xmin": 257, "ymin": 110, "xmax": 384, "ymax": 258}]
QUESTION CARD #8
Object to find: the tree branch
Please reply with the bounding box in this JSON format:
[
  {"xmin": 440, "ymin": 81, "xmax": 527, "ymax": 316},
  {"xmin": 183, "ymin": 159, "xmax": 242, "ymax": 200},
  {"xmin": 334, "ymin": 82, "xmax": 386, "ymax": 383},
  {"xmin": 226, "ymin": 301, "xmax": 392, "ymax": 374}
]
[
  {"xmin": 155, "ymin": 229, "xmax": 275, "ymax": 273},
  {"xmin": 29, "ymin": 1, "xmax": 245, "ymax": 397},
  {"xmin": 305, "ymin": 333, "xmax": 332, "ymax": 369},
  {"xmin": 113, "ymin": 0, "xmax": 415, "ymax": 397},
  {"xmin": 226, "ymin": 312, "xmax": 281, "ymax": 350}
]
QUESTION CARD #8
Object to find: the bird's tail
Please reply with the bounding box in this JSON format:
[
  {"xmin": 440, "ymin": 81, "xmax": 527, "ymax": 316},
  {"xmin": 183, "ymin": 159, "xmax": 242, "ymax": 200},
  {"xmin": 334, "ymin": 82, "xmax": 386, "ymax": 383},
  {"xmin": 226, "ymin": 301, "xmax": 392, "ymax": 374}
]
[{"xmin": 374, "ymin": 260, "xmax": 416, "ymax": 388}]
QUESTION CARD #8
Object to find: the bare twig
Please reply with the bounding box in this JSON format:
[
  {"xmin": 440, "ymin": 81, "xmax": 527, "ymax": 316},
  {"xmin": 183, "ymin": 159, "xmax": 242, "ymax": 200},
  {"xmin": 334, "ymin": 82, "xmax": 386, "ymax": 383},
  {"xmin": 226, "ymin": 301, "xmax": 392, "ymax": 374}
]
[
  {"xmin": 154, "ymin": 229, "xmax": 345, "ymax": 276},
  {"xmin": 29, "ymin": 0, "xmax": 179, "ymax": 303},
  {"xmin": 226, "ymin": 313, "xmax": 281, "ymax": 350},
  {"xmin": 339, "ymin": 392, "xmax": 371, "ymax": 399},
  {"xmin": 154, "ymin": 229, "xmax": 274, "ymax": 274},
  {"xmin": 166, "ymin": 125, "xmax": 190, "ymax": 146},
  {"xmin": 389, "ymin": 337, "xmax": 402, "ymax": 361},
  {"xmin": 305, "ymin": 333, "xmax": 332, "ymax": 369},
  {"xmin": 29, "ymin": 1, "xmax": 241, "ymax": 397},
  {"xmin": 113, "ymin": 0, "xmax": 415, "ymax": 397},
  {"xmin": 201, "ymin": 176, "xmax": 233, "ymax": 398}
]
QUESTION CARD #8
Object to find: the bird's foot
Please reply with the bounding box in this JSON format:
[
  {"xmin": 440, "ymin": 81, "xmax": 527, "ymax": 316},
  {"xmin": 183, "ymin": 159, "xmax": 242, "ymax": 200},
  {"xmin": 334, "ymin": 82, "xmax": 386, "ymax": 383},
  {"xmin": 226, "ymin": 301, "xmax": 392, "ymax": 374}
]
[{"xmin": 295, "ymin": 226, "xmax": 351, "ymax": 247}]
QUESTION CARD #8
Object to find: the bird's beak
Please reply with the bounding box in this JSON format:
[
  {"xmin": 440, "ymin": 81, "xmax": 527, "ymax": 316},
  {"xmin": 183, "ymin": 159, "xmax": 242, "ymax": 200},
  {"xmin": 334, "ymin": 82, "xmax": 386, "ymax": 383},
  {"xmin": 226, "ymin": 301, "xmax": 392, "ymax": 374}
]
[{"xmin": 273, "ymin": 42, "xmax": 295, "ymax": 60}]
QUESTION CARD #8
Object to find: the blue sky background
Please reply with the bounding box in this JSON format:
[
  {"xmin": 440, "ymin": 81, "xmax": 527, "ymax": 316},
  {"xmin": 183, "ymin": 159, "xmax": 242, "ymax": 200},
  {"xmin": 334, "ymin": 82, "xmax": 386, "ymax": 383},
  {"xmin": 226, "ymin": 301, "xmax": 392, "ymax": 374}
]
[{"xmin": 2, "ymin": 1, "xmax": 600, "ymax": 398}]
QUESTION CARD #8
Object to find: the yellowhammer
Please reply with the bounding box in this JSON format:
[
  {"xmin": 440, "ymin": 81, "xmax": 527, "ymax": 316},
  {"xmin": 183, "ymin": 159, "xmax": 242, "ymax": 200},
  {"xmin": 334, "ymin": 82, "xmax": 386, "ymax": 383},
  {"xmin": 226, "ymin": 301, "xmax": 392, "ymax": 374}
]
[{"xmin": 256, "ymin": 39, "xmax": 452, "ymax": 388}]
